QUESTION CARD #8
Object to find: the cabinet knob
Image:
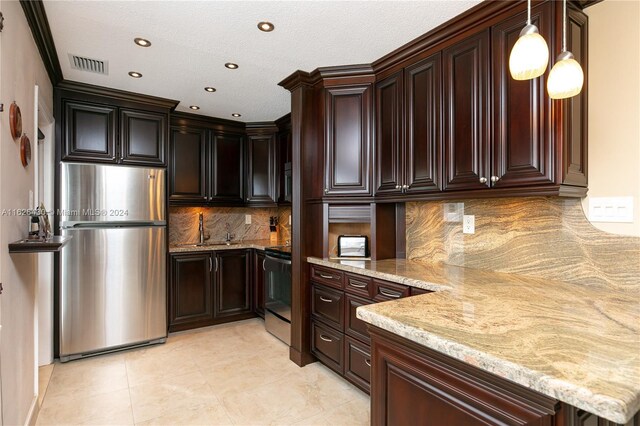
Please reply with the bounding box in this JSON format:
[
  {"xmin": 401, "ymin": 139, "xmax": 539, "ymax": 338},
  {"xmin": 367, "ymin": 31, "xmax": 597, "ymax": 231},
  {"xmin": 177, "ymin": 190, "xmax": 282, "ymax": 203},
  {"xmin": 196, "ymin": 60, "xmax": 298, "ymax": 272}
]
[
  {"xmin": 490, "ymin": 176, "xmax": 500, "ymax": 183},
  {"xmin": 402, "ymin": 185, "xmax": 408, "ymax": 189},
  {"xmin": 395, "ymin": 185, "xmax": 401, "ymax": 190},
  {"xmin": 479, "ymin": 177, "xmax": 487, "ymax": 184},
  {"xmin": 324, "ymin": 188, "xmax": 328, "ymax": 194}
]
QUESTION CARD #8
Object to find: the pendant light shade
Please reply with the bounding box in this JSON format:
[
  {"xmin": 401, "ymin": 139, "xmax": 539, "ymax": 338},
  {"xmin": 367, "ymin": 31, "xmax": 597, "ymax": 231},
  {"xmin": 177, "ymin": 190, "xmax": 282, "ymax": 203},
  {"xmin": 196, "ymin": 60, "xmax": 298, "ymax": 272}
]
[
  {"xmin": 547, "ymin": 0, "xmax": 584, "ymax": 99},
  {"xmin": 547, "ymin": 51, "xmax": 584, "ymax": 99},
  {"xmin": 509, "ymin": 24, "xmax": 549, "ymax": 80}
]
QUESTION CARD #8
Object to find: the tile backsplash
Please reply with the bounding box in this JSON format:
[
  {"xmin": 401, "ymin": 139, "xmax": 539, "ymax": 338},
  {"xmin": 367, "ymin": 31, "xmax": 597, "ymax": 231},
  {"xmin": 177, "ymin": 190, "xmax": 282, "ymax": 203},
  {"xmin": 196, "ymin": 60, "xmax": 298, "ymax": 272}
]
[
  {"xmin": 169, "ymin": 206, "xmax": 291, "ymax": 245},
  {"xmin": 406, "ymin": 197, "xmax": 640, "ymax": 289}
]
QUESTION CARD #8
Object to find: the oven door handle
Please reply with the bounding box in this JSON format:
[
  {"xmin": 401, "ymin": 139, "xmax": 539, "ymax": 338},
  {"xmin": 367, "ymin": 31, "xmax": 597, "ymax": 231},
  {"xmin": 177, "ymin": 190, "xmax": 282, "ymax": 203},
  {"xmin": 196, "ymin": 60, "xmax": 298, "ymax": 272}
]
[{"xmin": 265, "ymin": 254, "xmax": 292, "ymax": 266}]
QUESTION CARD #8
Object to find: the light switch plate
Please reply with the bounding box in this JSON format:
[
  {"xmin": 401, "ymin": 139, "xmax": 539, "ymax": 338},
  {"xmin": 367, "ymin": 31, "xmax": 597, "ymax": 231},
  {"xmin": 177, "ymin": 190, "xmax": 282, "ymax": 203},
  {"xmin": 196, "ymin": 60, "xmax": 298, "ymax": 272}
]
[
  {"xmin": 589, "ymin": 197, "xmax": 634, "ymax": 223},
  {"xmin": 463, "ymin": 215, "xmax": 475, "ymax": 234},
  {"xmin": 245, "ymin": 214, "xmax": 252, "ymax": 225}
]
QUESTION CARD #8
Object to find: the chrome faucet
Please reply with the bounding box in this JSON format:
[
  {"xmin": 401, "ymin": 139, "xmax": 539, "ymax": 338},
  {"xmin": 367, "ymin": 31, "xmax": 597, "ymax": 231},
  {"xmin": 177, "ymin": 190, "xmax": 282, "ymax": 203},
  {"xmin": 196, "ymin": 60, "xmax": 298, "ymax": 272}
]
[{"xmin": 199, "ymin": 212, "xmax": 207, "ymax": 244}]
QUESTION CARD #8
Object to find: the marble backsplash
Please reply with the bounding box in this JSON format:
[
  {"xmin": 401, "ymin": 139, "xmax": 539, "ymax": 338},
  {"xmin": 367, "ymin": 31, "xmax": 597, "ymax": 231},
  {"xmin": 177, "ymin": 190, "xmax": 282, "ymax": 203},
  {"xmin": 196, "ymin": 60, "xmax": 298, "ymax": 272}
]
[
  {"xmin": 170, "ymin": 206, "xmax": 291, "ymax": 246},
  {"xmin": 406, "ymin": 197, "xmax": 640, "ymax": 289}
]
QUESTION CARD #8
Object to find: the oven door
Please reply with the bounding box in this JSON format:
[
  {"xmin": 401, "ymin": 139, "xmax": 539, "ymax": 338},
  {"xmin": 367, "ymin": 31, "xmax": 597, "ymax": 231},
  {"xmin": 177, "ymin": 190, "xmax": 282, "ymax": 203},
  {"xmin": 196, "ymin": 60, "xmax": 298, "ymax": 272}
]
[{"xmin": 264, "ymin": 254, "xmax": 292, "ymax": 322}]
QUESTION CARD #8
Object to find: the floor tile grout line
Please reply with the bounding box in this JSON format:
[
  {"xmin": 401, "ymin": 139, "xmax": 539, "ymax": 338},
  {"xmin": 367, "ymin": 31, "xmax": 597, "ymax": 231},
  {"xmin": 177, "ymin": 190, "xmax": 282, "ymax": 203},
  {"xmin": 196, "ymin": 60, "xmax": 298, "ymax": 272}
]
[{"xmin": 123, "ymin": 354, "xmax": 136, "ymax": 424}]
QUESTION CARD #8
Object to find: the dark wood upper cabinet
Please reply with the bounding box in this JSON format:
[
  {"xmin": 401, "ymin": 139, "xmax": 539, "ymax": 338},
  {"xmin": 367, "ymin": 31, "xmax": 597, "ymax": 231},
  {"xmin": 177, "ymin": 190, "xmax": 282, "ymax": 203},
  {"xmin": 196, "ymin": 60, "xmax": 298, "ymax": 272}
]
[
  {"xmin": 324, "ymin": 85, "xmax": 372, "ymax": 197},
  {"xmin": 169, "ymin": 252, "xmax": 214, "ymax": 332},
  {"xmin": 214, "ymin": 249, "xmax": 252, "ymax": 318},
  {"xmin": 120, "ymin": 109, "xmax": 167, "ymax": 166},
  {"xmin": 443, "ymin": 29, "xmax": 491, "ymax": 191},
  {"xmin": 491, "ymin": 3, "xmax": 554, "ymax": 188},
  {"xmin": 375, "ymin": 72, "xmax": 403, "ymax": 195},
  {"xmin": 211, "ymin": 133, "xmax": 244, "ymax": 204},
  {"xmin": 62, "ymin": 100, "xmax": 117, "ymax": 163},
  {"xmin": 246, "ymin": 134, "xmax": 277, "ymax": 205},
  {"xmin": 561, "ymin": 6, "xmax": 588, "ymax": 188},
  {"xmin": 169, "ymin": 126, "xmax": 208, "ymax": 203},
  {"xmin": 404, "ymin": 53, "xmax": 443, "ymax": 194}
]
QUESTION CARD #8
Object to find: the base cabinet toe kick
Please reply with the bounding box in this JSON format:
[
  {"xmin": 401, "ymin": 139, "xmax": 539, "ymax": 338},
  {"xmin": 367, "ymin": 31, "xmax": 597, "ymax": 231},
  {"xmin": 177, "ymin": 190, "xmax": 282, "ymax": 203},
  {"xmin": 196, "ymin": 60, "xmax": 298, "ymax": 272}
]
[{"xmin": 368, "ymin": 326, "xmax": 640, "ymax": 426}]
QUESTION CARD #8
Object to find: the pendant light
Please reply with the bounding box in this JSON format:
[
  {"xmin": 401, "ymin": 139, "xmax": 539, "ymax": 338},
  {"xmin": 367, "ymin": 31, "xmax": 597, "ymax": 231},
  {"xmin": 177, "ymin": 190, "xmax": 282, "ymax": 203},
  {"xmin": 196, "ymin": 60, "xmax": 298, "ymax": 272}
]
[
  {"xmin": 509, "ymin": 0, "xmax": 549, "ymax": 80},
  {"xmin": 547, "ymin": 0, "xmax": 584, "ymax": 99}
]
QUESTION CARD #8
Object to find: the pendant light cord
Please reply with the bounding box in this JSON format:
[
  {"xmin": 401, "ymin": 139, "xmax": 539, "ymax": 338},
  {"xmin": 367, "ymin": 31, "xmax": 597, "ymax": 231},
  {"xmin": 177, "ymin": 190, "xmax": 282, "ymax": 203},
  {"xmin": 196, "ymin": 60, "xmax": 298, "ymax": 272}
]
[
  {"xmin": 562, "ymin": 0, "xmax": 567, "ymax": 52},
  {"xmin": 527, "ymin": 0, "xmax": 531, "ymax": 25}
]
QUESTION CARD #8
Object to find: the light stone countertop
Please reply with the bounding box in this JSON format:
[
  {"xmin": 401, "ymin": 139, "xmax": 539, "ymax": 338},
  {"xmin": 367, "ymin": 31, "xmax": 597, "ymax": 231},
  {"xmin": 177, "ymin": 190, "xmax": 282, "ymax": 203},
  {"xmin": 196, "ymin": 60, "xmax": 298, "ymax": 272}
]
[
  {"xmin": 169, "ymin": 239, "xmax": 284, "ymax": 253},
  {"xmin": 307, "ymin": 257, "xmax": 640, "ymax": 424}
]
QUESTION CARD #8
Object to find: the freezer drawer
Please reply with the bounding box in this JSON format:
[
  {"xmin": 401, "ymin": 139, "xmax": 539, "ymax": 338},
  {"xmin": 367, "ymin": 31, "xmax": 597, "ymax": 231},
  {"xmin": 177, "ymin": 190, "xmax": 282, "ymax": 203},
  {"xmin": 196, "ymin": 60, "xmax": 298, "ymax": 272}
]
[
  {"xmin": 60, "ymin": 226, "xmax": 166, "ymax": 358},
  {"xmin": 60, "ymin": 163, "xmax": 165, "ymax": 224}
]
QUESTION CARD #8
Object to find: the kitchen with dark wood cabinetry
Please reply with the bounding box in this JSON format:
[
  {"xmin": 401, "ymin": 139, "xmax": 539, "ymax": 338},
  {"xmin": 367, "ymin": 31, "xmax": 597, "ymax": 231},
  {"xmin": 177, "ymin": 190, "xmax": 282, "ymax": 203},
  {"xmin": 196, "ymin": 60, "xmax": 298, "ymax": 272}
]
[{"xmin": 4, "ymin": 0, "xmax": 638, "ymax": 425}]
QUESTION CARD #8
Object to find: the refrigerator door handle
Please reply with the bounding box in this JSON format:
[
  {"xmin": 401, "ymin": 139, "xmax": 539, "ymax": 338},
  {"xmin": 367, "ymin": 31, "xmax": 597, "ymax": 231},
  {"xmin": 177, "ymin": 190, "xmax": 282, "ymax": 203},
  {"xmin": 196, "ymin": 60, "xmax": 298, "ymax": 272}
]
[{"xmin": 62, "ymin": 221, "xmax": 166, "ymax": 229}]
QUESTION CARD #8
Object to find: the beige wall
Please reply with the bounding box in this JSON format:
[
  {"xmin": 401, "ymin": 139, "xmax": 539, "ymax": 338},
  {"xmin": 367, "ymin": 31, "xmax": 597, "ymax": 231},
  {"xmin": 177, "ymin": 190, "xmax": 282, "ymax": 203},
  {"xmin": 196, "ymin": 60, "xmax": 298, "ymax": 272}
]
[
  {"xmin": 0, "ymin": 0, "xmax": 54, "ymax": 424},
  {"xmin": 582, "ymin": 0, "xmax": 640, "ymax": 236}
]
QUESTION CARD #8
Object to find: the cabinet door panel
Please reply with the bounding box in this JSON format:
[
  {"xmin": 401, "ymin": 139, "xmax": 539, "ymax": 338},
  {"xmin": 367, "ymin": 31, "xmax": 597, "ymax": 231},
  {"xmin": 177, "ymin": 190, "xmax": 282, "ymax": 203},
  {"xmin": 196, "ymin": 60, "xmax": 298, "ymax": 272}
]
[
  {"xmin": 443, "ymin": 30, "xmax": 490, "ymax": 191},
  {"xmin": 214, "ymin": 250, "xmax": 251, "ymax": 318},
  {"xmin": 212, "ymin": 133, "xmax": 244, "ymax": 203},
  {"xmin": 405, "ymin": 53, "xmax": 443, "ymax": 193},
  {"xmin": 246, "ymin": 134, "xmax": 277, "ymax": 205},
  {"xmin": 492, "ymin": 3, "xmax": 553, "ymax": 188},
  {"xmin": 375, "ymin": 72, "xmax": 403, "ymax": 195},
  {"xmin": 170, "ymin": 253, "xmax": 213, "ymax": 329},
  {"xmin": 120, "ymin": 109, "xmax": 167, "ymax": 166},
  {"xmin": 325, "ymin": 85, "xmax": 372, "ymax": 196},
  {"xmin": 169, "ymin": 127, "xmax": 208, "ymax": 202},
  {"xmin": 62, "ymin": 101, "xmax": 117, "ymax": 163}
]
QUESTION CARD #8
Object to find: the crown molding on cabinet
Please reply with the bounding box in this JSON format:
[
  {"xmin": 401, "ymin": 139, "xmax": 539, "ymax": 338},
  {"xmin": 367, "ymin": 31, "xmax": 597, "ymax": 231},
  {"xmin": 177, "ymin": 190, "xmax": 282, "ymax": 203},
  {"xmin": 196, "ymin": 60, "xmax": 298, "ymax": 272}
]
[{"xmin": 20, "ymin": 0, "xmax": 64, "ymax": 85}]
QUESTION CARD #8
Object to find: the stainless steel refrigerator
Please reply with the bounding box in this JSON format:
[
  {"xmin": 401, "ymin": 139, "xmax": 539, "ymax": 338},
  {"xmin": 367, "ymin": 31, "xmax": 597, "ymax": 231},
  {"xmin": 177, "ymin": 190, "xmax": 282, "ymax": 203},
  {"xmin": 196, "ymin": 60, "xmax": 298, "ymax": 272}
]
[{"xmin": 59, "ymin": 163, "xmax": 167, "ymax": 361}]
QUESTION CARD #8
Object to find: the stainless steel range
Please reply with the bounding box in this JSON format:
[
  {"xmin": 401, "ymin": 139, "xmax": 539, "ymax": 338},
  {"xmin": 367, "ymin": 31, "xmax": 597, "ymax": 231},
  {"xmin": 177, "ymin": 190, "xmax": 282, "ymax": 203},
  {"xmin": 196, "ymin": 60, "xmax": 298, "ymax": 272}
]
[
  {"xmin": 263, "ymin": 246, "xmax": 292, "ymax": 345},
  {"xmin": 59, "ymin": 163, "xmax": 167, "ymax": 361}
]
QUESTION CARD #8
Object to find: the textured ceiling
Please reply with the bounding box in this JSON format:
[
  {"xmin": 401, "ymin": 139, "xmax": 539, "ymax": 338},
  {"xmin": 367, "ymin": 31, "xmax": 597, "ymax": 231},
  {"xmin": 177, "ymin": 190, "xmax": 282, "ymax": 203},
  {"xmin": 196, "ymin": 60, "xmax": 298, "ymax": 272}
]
[{"xmin": 43, "ymin": 0, "xmax": 481, "ymax": 122}]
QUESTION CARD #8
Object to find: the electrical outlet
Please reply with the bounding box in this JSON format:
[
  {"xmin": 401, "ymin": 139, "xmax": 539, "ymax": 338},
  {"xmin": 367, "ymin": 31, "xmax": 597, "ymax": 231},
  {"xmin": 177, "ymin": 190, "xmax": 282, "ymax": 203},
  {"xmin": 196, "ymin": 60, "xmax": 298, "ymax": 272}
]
[
  {"xmin": 463, "ymin": 215, "xmax": 475, "ymax": 234},
  {"xmin": 245, "ymin": 214, "xmax": 251, "ymax": 225}
]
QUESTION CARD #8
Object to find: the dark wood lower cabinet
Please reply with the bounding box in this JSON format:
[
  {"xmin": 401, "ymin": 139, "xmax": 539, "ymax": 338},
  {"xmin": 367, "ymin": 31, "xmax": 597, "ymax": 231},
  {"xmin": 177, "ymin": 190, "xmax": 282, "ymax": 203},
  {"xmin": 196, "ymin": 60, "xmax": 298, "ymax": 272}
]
[
  {"xmin": 169, "ymin": 250, "xmax": 254, "ymax": 332},
  {"xmin": 169, "ymin": 253, "xmax": 214, "ymax": 331},
  {"xmin": 253, "ymin": 250, "xmax": 266, "ymax": 317}
]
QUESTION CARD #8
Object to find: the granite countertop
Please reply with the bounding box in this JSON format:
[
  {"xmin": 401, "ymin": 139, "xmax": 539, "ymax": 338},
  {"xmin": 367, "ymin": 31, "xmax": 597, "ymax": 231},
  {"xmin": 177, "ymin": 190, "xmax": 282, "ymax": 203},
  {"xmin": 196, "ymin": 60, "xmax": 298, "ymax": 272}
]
[
  {"xmin": 169, "ymin": 239, "xmax": 286, "ymax": 253},
  {"xmin": 307, "ymin": 257, "xmax": 640, "ymax": 424}
]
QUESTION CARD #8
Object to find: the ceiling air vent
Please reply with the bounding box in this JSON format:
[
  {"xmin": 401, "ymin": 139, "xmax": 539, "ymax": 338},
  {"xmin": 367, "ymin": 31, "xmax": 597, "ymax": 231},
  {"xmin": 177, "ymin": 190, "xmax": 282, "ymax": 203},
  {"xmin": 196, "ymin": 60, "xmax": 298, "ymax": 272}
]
[{"xmin": 68, "ymin": 54, "xmax": 109, "ymax": 75}]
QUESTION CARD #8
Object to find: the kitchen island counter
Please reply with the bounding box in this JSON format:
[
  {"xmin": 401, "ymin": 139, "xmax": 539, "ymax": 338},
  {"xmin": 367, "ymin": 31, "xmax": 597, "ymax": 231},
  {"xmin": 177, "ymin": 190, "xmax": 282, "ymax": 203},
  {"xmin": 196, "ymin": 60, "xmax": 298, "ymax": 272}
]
[{"xmin": 307, "ymin": 257, "xmax": 640, "ymax": 424}]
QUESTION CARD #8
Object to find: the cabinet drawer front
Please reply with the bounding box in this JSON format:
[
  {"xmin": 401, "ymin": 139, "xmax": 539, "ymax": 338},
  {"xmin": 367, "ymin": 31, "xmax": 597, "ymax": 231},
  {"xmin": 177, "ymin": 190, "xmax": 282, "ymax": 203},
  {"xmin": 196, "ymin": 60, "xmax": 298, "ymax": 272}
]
[
  {"xmin": 344, "ymin": 273, "xmax": 372, "ymax": 297},
  {"xmin": 374, "ymin": 279, "xmax": 410, "ymax": 301},
  {"xmin": 345, "ymin": 293, "xmax": 372, "ymax": 343},
  {"xmin": 310, "ymin": 264, "xmax": 343, "ymax": 289},
  {"xmin": 344, "ymin": 336, "xmax": 371, "ymax": 393},
  {"xmin": 311, "ymin": 284, "xmax": 344, "ymax": 330},
  {"xmin": 311, "ymin": 322, "xmax": 343, "ymax": 374}
]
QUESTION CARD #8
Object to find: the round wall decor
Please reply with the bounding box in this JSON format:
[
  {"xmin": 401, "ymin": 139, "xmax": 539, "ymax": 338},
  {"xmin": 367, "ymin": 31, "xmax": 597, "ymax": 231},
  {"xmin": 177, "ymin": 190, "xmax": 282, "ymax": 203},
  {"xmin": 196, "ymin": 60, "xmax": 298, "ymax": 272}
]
[
  {"xmin": 20, "ymin": 134, "xmax": 31, "ymax": 167},
  {"xmin": 9, "ymin": 102, "xmax": 22, "ymax": 140}
]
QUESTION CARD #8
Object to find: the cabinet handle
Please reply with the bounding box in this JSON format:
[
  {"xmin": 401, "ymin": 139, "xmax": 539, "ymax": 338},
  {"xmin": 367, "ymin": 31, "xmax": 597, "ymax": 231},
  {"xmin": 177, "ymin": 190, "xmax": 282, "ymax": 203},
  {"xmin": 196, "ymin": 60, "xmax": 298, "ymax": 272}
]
[
  {"xmin": 319, "ymin": 274, "xmax": 334, "ymax": 279},
  {"xmin": 365, "ymin": 359, "xmax": 371, "ymax": 367},
  {"xmin": 319, "ymin": 334, "xmax": 333, "ymax": 343},
  {"xmin": 479, "ymin": 177, "xmax": 487, "ymax": 184},
  {"xmin": 319, "ymin": 296, "xmax": 333, "ymax": 303},
  {"xmin": 349, "ymin": 282, "xmax": 367, "ymax": 289},
  {"xmin": 402, "ymin": 185, "xmax": 408, "ymax": 189},
  {"xmin": 490, "ymin": 176, "xmax": 500, "ymax": 183},
  {"xmin": 215, "ymin": 257, "xmax": 219, "ymax": 272},
  {"xmin": 395, "ymin": 185, "xmax": 401, "ymax": 190},
  {"xmin": 209, "ymin": 258, "xmax": 213, "ymax": 272},
  {"xmin": 379, "ymin": 289, "xmax": 401, "ymax": 299},
  {"xmin": 262, "ymin": 258, "xmax": 267, "ymax": 271}
]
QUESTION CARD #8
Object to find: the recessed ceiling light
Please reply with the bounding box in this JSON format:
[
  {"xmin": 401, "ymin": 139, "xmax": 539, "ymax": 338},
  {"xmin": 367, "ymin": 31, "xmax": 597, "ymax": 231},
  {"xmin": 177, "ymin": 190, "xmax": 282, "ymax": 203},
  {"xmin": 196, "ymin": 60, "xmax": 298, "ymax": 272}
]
[
  {"xmin": 257, "ymin": 21, "xmax": 275, "ymax": 32},
  {"xmin": 134, "ymin": 37, "xmax": 151, "ymax": 47},
  {"xmin": 128, "ymin": 71, "xmax": 142, "ymax": 78},
  {"xmin": 204, "ymin": 87, "xmax": 216, "ymax": 93},
  {"xmin": 231, "ymin": 113, "xmax": 241, "ymax": 117},
  {"xmin": 189, "ymin": 105, "xmax": 200, "ymax": 110},
  {"xmin": 225, "ymin": 62, "xmax": 239, "ymax": 70}
]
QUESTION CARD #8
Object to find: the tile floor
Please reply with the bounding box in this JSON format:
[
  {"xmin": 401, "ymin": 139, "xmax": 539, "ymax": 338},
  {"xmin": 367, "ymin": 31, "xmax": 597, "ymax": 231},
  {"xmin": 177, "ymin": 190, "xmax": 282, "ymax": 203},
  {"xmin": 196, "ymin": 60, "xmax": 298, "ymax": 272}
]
[{"xmin": 36, "ymin": 319, "xmax": 370, "ymax": 425}]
